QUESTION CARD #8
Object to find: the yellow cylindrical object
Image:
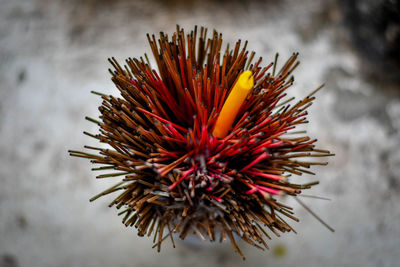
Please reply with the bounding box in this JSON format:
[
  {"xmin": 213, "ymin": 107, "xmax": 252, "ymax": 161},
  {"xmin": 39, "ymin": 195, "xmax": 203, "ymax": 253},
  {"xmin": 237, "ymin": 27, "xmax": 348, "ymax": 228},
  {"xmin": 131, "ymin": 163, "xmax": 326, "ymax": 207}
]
[{"xmin": 213, "ymin": 70, "xmax": 254, "ymax": 138}]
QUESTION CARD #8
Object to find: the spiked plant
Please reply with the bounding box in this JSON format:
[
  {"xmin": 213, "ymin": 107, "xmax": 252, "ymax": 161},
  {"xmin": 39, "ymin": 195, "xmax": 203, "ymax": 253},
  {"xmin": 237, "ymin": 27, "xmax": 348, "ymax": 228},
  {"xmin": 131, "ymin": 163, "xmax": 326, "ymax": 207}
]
[{"xmin": 69, "ymin": 26, "xmax": 333, "ymax": 259}]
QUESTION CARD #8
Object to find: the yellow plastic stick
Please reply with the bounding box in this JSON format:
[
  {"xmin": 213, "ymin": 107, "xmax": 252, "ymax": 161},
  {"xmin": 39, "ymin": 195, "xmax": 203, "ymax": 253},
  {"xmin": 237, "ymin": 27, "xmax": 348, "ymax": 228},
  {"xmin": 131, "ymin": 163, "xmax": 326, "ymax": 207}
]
[{"xmin": 213, "ymin": 71, "xmax": 254, "ymax": 138}]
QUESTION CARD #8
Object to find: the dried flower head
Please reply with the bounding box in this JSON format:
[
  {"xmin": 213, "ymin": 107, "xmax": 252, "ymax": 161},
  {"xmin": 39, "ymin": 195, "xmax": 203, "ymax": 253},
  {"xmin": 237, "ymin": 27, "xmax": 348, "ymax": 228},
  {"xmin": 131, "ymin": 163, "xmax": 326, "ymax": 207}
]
[{"xmin": 69, "ymin": 26, "xmax": 333, "ymax": 259}]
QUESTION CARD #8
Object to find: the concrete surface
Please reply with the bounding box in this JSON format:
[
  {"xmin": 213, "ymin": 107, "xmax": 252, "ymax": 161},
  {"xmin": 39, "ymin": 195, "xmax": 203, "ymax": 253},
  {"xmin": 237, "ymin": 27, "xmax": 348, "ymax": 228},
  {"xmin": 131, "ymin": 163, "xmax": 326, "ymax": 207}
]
[{"xmin": 0, "ymin": 0, "xmax": 399, "ymax": 266}]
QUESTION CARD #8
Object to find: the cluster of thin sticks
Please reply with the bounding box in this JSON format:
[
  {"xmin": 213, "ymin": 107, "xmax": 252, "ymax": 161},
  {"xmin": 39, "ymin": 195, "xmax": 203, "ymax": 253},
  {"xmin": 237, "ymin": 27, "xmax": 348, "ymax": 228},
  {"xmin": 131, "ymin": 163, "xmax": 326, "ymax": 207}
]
[{"xmin": 69, "ymin": 26, "xmax": 333, "ymax": 259}]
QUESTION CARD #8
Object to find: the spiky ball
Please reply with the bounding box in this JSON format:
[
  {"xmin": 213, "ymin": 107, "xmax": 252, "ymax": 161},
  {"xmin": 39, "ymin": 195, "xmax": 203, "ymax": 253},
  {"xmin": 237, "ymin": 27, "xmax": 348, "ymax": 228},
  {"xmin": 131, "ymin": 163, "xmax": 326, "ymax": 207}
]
[{"xmin": 69, "ymin": 26, "xmax": 332, "ymax": 259}]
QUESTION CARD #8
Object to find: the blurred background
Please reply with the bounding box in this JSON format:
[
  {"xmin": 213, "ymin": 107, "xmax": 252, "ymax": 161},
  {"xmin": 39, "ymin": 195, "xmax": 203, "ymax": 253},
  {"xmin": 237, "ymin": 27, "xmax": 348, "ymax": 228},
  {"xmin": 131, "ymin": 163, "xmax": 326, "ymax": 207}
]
[{"xmin": 0, "ymin": 0, "xmax": 399, "ymax": 266}]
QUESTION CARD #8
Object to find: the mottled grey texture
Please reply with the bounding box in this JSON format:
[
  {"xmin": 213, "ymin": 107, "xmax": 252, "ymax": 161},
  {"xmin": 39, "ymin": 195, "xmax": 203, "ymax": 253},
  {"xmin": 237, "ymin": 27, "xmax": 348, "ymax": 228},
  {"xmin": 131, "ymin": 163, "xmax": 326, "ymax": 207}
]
[{"xmin": 0, "ymin": 0, "xmax": 399, "ymax": 266}]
